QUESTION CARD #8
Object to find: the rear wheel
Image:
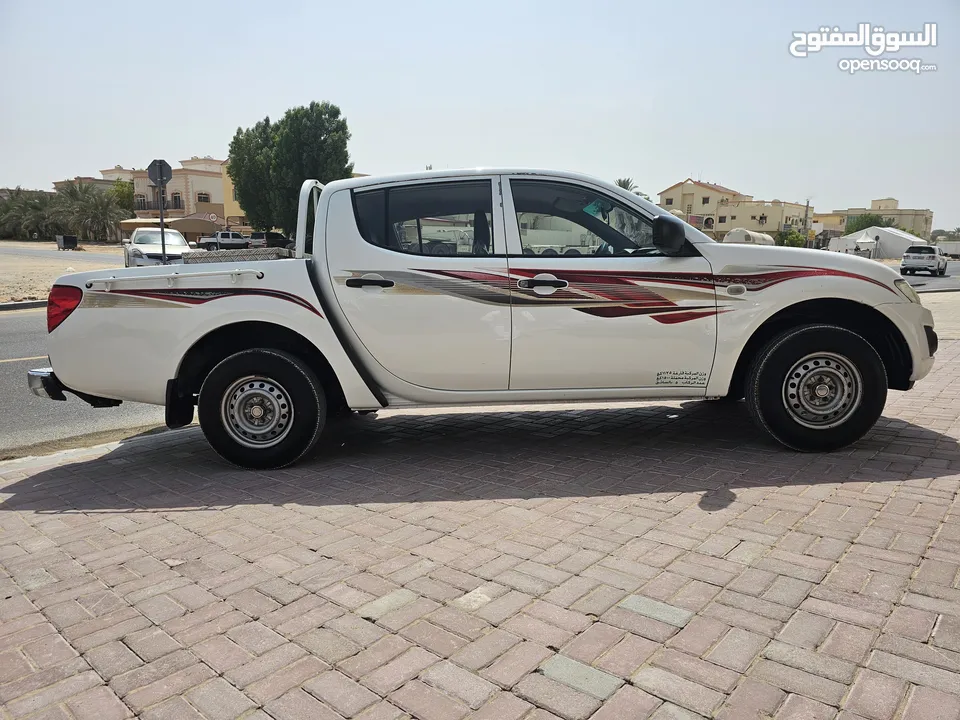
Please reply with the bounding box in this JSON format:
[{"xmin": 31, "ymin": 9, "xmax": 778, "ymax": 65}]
[
  {"xmin": 745, "ymin": 325, "xmax": 886, "ymax": 452},
  {"xmin": 198, "ymin": 349, "xmax": 326, "ymax": 469}
]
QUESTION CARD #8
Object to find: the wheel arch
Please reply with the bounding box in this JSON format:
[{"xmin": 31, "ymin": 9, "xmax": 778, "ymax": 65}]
[
  {"xmin": 725, "ymin": 298, "xmax": 912, "ymax": 399},
  {"xmin": 173, "ymin": 321, "xmax": 347, "ymax": 415}
]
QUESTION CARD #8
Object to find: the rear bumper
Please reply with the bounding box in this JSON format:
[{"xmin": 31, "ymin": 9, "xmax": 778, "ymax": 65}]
[
  {"xmin": 28, "ymin": 368, "xmax": 67, "ymax": 400},
  {"xmin": 28, "ymin": 368, "xmax": 122, "ymax": 407}
]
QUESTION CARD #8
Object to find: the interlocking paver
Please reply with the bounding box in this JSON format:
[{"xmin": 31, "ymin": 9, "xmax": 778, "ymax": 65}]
[
  {"xmin": 515, "ymin": 672, "xmax": 601, "ymax": 720},
  {"xmin": 4, "ymin": 329, "xmax": 960, "ymax": 720}
]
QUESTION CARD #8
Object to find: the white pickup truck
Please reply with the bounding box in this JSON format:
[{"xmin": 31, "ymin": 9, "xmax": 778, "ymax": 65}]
[{"xmin": 29, "ymin": 169, "xmax": 937, "ymax": 469}]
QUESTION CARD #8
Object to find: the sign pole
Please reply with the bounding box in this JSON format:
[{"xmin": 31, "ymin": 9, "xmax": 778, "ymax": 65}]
[
  {"xmin": 158, "ymin": 175, "xmax": 167, "ymax": 264},
  {"xmin": 148, "ymin": 159, "xmax": 173, "ymax": 264}
]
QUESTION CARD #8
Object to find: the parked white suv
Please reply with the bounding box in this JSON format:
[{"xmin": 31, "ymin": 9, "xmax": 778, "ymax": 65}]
[
  {"xmin": 901, "ymin": 245, "xmax": 947, "ymax": 276},
  {"xmin": 123, "ymin": 228, "xmax": 194, "ymax": 266}
]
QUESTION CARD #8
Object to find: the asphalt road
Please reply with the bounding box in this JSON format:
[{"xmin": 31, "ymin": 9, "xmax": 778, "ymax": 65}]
[
  {"xmin": 903, "ymin": 261, "xmax": 960, "ymax": 292},
  {"xmin": 0, "ymin": 308, "xmax": 165, "ymax": 454},
  {"xmin": 0, "ymin": 245, "xmax": 120, "ymax": 264}
]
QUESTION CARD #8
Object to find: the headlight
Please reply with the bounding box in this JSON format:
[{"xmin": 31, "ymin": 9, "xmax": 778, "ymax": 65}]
[
  {"xmin": 130, "ymin": 247, "xmax": 143, "ymax": 258},
  {"xmin": 895, "ymin": 279, "xmax": 922, "ymax": 304}
]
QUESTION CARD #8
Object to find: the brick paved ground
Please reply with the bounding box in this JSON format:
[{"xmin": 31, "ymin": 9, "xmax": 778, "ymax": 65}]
[{"xmin": 2, "ymin": 332, "xmax": 959, "ymax": 718}]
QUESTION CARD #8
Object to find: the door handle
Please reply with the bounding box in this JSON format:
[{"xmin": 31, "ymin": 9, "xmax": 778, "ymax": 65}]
[
  {"xmin": 517, "ymin": 278, "xmax": 568, "ymax": 289},
  {"xmin": 346, "ymin": 277, "xmax": 395, "ymax": 288}
]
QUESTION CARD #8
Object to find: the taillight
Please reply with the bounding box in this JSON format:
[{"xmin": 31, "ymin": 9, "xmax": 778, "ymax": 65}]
[{"xmin": 47, "ymin": 285, "xmax": 83, "ymax": 333}]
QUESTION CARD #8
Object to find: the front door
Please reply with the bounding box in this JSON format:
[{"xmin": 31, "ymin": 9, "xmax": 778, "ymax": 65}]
[
  {"xmin": 325, "ymin": 177, "xmax": 511, "ymax": 391},
  {"xmin": 503, "ymin": 177, "xmax": 717, "ymax": 392}
]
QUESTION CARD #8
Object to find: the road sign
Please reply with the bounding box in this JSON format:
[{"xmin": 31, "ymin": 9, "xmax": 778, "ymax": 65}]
[
  {"xmin": 148, "ymin": 159, "xmax": 172, "ymax": 187},
  {"xmin": 147, "ymin": 159, "xmax": 172, "ymax": 262}
]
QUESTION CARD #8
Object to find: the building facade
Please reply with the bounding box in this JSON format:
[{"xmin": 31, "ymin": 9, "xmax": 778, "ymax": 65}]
[
  {"xmin": 53, "ymin": 177, "xmax": 115, "ymax": 193},
  {"xmin": 850, "ymin": 199, "xmax": 933, "ymax": 239},
  {"xmin": 813, "ymin": 200, "xmax": 933, "ymax": 239},
  {"xmin": 657, "ymin": 179, "xmax": 812, "ymax": 239},
  {"xmin": 53, "ymin": 158, "xmax": 226, "ymax": 221}
]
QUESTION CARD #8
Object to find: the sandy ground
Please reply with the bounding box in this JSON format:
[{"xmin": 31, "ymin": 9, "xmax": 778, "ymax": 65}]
[{"xmin": 0, "ymin": 241, "xmax": 124, "ymax": 302}]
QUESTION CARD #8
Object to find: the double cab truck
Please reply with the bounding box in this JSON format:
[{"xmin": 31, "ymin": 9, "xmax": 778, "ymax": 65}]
[{"xmin": 29, "ymin": 169, "xmax": 938, "ymax": 469}]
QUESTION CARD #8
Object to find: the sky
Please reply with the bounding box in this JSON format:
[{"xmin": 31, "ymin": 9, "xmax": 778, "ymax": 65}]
[{"xmin": 1, "ymin": 0, "xmax": 957, "ymax": 227}]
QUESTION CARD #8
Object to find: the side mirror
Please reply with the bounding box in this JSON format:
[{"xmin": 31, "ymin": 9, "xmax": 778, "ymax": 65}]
[
  {"xmin": 188, "ymin": 242, "xmax": 197, "ymax": 249},
  {"xmin": 653, "ymin": 213, "xmax": 687, "ymax": 256},
  {"xmin": 121, "ymin": 238, "xmax": 131, "ymax": 244}
]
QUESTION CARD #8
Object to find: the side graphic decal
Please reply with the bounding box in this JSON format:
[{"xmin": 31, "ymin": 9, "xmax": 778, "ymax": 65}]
[
  {"xmin": 81, "ymin": 288, "xmax": 324, "ymax": 317},
  {"xmin": 341, "ymin": 265, "xmax": 891, "ymax": 324}
]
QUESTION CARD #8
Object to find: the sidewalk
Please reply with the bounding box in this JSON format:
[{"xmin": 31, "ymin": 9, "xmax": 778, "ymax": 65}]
[{"xmin": 1, "ymin": 299, "xmax": 959, "ymax": 719}]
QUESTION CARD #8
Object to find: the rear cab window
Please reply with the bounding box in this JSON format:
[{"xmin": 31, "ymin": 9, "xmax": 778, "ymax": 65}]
[
  {"xmin": 906, "ymin": 246, "xmax": 933, "ymax": 254},
  {"xmin": 353, "ymin": 181, "xmax": 495, "ymax": 257}
]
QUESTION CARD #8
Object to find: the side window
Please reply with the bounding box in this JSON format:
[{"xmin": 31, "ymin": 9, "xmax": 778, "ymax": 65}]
[
  {"xmin": 353, "ymin": 181, "xmax": 494, "ymax": 257},
  {"xmin": 510, "ymin": 180, "xmax": 655, "ymax": 257}
]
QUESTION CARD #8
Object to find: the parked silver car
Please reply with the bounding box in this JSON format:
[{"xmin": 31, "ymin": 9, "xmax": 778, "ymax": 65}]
[{"xmin": 123, "ymin": 228, "xmax": 196, "ymax": 267}]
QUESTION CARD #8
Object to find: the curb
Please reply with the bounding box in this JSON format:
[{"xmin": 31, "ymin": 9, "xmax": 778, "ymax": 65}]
[
  {"xmin": 916, "ymin": 287, "xmax": 960, "ymax": 294},
  {"xmin": 0, "ymin": 300, "xmax": 46, "ymax": 312}
]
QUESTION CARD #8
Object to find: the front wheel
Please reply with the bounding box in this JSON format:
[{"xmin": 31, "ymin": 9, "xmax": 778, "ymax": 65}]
[
  {"xmin": 745, "ymin": 325, "xmax": 886, "ymax": 452},
  {"xmin": 198, "ymin": 349, "xmax": 326, "ymax": 469}
]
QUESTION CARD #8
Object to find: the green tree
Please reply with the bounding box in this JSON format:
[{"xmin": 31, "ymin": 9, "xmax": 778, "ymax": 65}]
[
  {"xmin": 844, "ymin": 213, "xmax": 896, "ymax": 235},
  {"xmin": 1, "ymin": 191, "xmax": 67, "ymax": 240},
  {"xmin": 228, "ymin": 101, "xmax": 354, "ymax": 234},
  {"xmin": 270, "ymin": 102, "xmax": 354, "ymax": 234},
  {"xmin": 776, "ymin": 229, "xmax": 806, "ymax": 247},
  {"xmin": 615, "ymin": 177, "xmax": 650, "ymax": 201},
  {"xmin": 4, "ymin": 180, "xmax": 129, "ymax": 242},
  {"xmin": 107, "ymin": 178, "xmax": 135, "ymax": 216},
  {"xmin": 0, "ymin": 188, "xmax": 25, "ymax": 238},
  {"xmin": 228, "ymin": 118, "xmax": 276, "ymax": 231},
  {"xmin": 70, "ymin": 189, "xmax": 127, "ymax": 242}
]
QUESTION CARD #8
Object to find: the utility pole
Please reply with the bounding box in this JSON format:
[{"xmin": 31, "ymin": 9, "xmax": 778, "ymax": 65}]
[{"xmin": 802, "ymin": 199, "xmax": 811, "ymax": 247}]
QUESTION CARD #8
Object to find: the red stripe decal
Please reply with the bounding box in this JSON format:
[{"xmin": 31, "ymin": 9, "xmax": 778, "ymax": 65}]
[{"xmin": 108, "ymin": 288, "xmax": 324, "ymax": 317}]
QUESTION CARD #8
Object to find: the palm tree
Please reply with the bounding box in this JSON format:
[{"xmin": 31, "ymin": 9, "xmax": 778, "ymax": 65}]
[
  {"xmin": 2, "ymin": 192, "xmax": 67, "ymax": 240},
  {"xmin": 70, "ymin": 190, "xmax": 127, "ymax": 242},
  {"xmin": 52, "ymin": 180, "xmax": 102, "ymax": 236},
  {"xmin": 615, "ymin": 178, "xmax": 636, "ymax": 192}
]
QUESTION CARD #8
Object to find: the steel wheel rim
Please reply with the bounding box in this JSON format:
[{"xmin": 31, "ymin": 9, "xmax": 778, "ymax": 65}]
[
  {"xmin": 781, "ymin": 352, "xmax": 862, "ymax": 430},
  {"xmin": 221, "ymin": 376, "xmax": 293, "ymax": 448}
]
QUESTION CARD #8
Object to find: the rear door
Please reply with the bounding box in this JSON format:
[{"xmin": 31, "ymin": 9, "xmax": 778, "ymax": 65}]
[
  {"xmin": 325, "ymin": 177, "xmax": 511, "ymax": 391},
  {"xmin": 502, "ymin": 176, "xmax": 717, "ymax": 392}
]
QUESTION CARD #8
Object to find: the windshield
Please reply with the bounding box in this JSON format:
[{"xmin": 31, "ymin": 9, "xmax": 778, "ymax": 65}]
[{"xmin": 134, "ymin": 230, "xmax": 187, "ymax": 246}]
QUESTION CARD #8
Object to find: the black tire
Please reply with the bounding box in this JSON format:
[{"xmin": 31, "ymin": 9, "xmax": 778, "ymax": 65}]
[
  {"xmin": 899, "ymin": 268, "xmax": 905, "ymax": 275},
  {"xmin": 198, "ymin": 349, "xmax": 326, "ymax": 469},
  {"xmin": 745, "ymin": 324, "xmax": 886, "ymax": 452}
]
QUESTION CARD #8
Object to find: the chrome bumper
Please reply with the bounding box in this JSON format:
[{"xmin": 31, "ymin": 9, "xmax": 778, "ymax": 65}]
[
  {"xmin": 28, "ymin": 367, "xmax": 66, "ymax": 400},
  {"xmin": 27, "ymin": 368, "xmax": 122, "ymax": 407}
]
